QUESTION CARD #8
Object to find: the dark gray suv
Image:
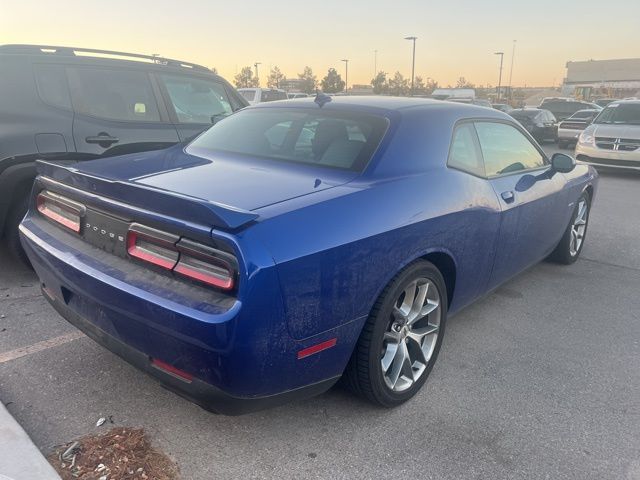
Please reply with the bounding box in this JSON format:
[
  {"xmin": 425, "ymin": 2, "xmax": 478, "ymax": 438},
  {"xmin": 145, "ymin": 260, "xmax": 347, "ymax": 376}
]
[{"xmin": 0, "ymin": 44, "xmax": 248, "ymax": 262}]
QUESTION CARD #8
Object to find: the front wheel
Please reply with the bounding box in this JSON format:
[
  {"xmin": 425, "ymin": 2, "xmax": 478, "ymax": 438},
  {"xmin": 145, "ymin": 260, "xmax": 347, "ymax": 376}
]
[
  {"xmin": 343, "ymin": 260, "xmax": 447, "ymax": 407},
  {"xmin": 549, "ymin": 192, "xmax": 591, "ymax": 264}
]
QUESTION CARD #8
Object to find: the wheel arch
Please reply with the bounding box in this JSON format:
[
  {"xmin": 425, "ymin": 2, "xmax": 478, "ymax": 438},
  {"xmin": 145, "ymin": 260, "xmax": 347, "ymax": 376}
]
[{"xmin": 420, "ymin": 251, "xmax": 457, "ymax": 309}]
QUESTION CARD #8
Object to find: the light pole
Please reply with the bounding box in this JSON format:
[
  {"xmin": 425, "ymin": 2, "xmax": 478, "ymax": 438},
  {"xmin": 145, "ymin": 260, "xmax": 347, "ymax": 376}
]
[
  {"xmin": 508, "ymin": 40, "xmax": 516, "ymax": 100},
  {"xmin": 341, "ymin": 59, "xmax": 349, "ymax": 94},
  {"xmin": 404, "ymin": 36, "xmax": 417, "ymax": 96},
  {"xmin": 494, "ymin": 52, "xmax": 504, "ymax": 101},
  {"xmin": 254, "ymin": 62, "xmax": 261, "ymax": 86}
]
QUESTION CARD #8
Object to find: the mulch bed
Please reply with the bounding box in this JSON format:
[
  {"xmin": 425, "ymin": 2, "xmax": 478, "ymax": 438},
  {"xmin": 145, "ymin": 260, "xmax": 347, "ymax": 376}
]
[{"xmin": 48, "ymin": 427, "xmax": 179, "ymax": 480}]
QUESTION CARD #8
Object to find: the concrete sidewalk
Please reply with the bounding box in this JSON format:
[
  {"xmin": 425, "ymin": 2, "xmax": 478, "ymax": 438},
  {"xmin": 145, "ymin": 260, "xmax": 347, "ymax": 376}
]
[{"xmin": 0, "ymin": 402, "xmax": 60, "ymax": 480}]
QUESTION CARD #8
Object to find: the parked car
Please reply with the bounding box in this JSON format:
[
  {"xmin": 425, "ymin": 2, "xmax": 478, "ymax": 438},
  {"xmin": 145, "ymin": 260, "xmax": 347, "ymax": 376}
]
[
  {"xmin": 20, "ymin": 97, "xmax": 597, "ymax": 414},
  {"xmin": 0, "ymin": 44, "xmax": 248, "ymax": 264},
  {"xmin": 238, "ymin": 88, "xmax": 289, "ymax": 105},
  {"xmin": 557, "ymin": 109, "xmax": 600, "ymax": 148},
  {"xmin": 492, "ymin": 103, "xmax": 514, "ymax": 113},
  {"xmin": 539, "ymin": 98, "xmax": 601, "ymax": 122},
  {"xmin": 288, "ymin": 92, "xmax": 309, "ymax": 99},
  {"xmin": 575, "ymin": 99, "xmax": 640, "ymax": 171},
  {"xmin": 510, "ymin": 108, "xmax": 558, "ymax": 143},
  {"xmin": 594, "ymin": 98, "xmax": 619, "ymax": 108},
  {"xmin": 448, "ymin": 98, "xmax": 493, "ymax": 108}
]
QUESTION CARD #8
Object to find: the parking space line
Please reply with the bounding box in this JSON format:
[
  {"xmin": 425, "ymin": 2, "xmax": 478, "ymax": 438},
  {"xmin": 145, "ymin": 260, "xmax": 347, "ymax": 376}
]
[{"xmin": 0, "ymin": 331, "xmax": 85, "ymax": 364}]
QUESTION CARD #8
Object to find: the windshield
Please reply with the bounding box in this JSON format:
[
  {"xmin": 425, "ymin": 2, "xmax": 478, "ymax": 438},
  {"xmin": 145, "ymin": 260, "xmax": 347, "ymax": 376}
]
[
  {"xmin": 187, "ymin": 108, "xmax": 389, "ymax": 171},
  {"xmin": 594, "ymin": 103, "xmax": 640, "ymax": 125},
  {"xmin": 239, "ymin": 89, "xmax": 256, "ymax": 102}
]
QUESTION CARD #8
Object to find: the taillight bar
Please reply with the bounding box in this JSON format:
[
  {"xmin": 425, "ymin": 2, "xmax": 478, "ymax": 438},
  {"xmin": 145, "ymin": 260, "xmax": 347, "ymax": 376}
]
[
  {"xmin": 36, "ymin": 190, "xmax": 85, "ymax": 232},
  {"xmin": 126, "ymin": 224, "xmax": 238, "ymax": 291},
  {"xmin": 127, "ymin": 224, "xmax": 179, "ymax": 270},
  {"xmin": 174, "ymin": 238, "xmax": 237, "ymax": 291}
]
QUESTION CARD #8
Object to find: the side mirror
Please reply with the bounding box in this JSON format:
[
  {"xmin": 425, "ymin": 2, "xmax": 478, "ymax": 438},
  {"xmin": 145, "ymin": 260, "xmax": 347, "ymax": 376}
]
[{"xmin": 551, "ymin": 153, "xmax": 576, "ymax": 173}]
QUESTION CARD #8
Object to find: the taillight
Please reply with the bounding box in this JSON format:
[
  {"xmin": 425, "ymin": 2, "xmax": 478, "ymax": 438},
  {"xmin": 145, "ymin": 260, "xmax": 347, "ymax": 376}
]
[
  {"xmin": 174, "ymin": 238, "xmax": 237, "ymax": 291},
  {"xmin": 126, "ymin": 224, "xmax": 179, "ymax": 270},
  {"xmin": 126, "ymin": 224, "xmax": 237, "ymax": 291},
  {"xmin": 36, "ymin": 191, "xmax": 84, "ymax": 232}
]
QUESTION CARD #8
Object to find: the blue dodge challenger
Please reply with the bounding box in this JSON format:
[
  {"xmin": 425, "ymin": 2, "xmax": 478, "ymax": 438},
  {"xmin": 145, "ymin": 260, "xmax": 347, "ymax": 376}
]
[{"xmin": 20, "ymin": 96, "xmax": 597, "ymax": 414}]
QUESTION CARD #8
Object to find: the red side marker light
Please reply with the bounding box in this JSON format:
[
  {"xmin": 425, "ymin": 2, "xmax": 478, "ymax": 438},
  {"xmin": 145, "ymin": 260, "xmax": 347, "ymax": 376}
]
[
  {"xmin": 297, "ymin": 338, "xmax": 337, "ymax": 360},
  {"xmin": 151, "ymin": 358, "xmax": 193, "ymax": 382}
]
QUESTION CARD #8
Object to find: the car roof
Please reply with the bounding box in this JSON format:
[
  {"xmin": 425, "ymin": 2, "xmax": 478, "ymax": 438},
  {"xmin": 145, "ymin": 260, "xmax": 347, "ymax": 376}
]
[
  {"xmin": 610, "ymin": 99, "xmax": 640, "ymax": 106},
  {"xmin": 249, "ymin": 95, "xmax": 508, "ymax": 117}
]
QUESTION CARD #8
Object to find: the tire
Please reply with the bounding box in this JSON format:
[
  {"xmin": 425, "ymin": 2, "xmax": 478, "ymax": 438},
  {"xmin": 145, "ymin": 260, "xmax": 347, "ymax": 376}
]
[
  {"xmin": 343, "ymin": 260, "xmax": 447, "ymax": 407},
  {"xmin": 549, "ymin": 192, "xmax": 591, "ymax": 265},
  {"xmin": 3, "ymin": 188, "xmax": 31, "ymax": 267}
]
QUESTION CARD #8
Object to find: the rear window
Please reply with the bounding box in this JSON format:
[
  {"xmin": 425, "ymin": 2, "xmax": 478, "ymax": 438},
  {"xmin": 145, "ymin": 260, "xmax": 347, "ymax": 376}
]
[
  {"xmin": 261, "ymin": 90, "xmax": 288, "ymax": 102},
  {"xmin": 239, "ymin": 90, "xmax": 256, "ymax": 102},
  {"xmin": 187, "ymin": 108, "xmax": 388, "ymax": 171},
  {"xmin": 511, "ymin": 110, "xmax": 540, "ymax": 120}
]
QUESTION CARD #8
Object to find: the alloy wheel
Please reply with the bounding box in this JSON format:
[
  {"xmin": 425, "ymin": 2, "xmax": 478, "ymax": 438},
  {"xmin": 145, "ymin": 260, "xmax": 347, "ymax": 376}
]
[
  {"xmin": 570, "ymin": 199, "xmax": 589, "ymax": 256},
  {"xmin": 381, "ymin": 278, "xmax": 441, "ymax": 392}
]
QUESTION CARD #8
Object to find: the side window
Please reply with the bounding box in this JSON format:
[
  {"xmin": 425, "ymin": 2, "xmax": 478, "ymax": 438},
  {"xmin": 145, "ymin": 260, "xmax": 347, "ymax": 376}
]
[
  {"xmin": 475, "ymin": 122, "xmax": 546, "ymax": 176},
  {"xmin": 448, "ymin": 123, "xmax": 485, "ymax": 177},
  {"xmin": 68, "ymin": 67, "xmax": 160, "ymax": 122},
  {"xmin": 34, "ymin": 64, "xmax": 72, "ymax": 110},
  {"xmin": 160, "ymin": 74, "xmax": 233, "ymax": 124}
]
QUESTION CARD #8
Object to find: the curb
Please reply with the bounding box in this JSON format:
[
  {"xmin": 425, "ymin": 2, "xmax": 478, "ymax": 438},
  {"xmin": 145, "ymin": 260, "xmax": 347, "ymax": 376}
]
[{"xmin": 0, "ymin": 402, "xmax": 61, "ymax": 480}]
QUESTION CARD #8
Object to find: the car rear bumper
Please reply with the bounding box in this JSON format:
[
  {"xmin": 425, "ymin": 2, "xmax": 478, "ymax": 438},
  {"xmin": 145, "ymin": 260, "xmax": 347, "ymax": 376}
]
[
  {"xmin": 42, "ymin": 290, "xmax": 338, "ymax": 415},
  {"xmin": 557, "ymin": 128, "xmax": 582, "ymax": 141},
  {"xmin": 19, "ymin": 215, "xmax": 352, "ymax": 412}
]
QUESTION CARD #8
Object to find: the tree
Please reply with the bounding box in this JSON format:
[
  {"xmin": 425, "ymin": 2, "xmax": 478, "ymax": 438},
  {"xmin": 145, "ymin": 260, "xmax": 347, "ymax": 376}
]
[
  {"xmin": 298, "ymin": 66, "xmax": 317, "ymax": 94},
  {"xmin": 371, "ymin": 71, "xmax": 388, "ymax": 95},
  {"xmin": 320, "ymin": 68, "xmax": 345, "ymax": 93},
  {"xmin": 425, "ymin": 78, "xmax": 439, "ymax": 95},
  {"xmin": 267, "ymin": 66, "xmax": 285, "ymax": 89},
  {"xmin": 388, "ymin": 71, "xmax": 409, "ymax": 96},
  {"xmin": 456, "ymin": 77, "xmax": 475, "ymax": 88},
  {"xmin": 234, "ymin": 66, "xmax": 259, "ymax": 88},
  {"xmin": 413, "ymin": 76, "xmax": 426, "ymax": 95}
]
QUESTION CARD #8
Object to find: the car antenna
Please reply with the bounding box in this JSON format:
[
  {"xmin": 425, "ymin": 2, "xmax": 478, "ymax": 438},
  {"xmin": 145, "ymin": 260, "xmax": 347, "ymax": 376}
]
[{"xmin": 314, "ymin": 90, "xmax": 332, "ymax": 108}]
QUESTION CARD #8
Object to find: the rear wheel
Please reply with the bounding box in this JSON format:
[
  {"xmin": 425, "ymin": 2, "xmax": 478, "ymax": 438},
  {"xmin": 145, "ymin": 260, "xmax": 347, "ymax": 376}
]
[
  {"xmin": 549, "ymin": 192, "xmax": 590, "ymax": 265},
  {"xmin": 343, "ymin": 260, "xmax": 447, "ymax": 407}
]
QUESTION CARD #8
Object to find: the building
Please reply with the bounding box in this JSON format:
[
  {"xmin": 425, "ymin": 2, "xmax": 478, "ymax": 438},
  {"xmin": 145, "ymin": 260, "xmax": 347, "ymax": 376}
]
[{"xmin": 562, "ymin": 58, "xmax": 640, "ymax": 99}]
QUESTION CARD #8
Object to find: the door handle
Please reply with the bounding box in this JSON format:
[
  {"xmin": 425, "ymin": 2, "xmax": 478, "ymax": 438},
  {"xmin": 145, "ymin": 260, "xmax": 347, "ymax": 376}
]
[
  {"xmin": 85, "ymin": 134, "xmax": 119, "ymax": 146},
  {"xmin": 501, "ymin": 191, "xmax": 515, "ymax": 203}
]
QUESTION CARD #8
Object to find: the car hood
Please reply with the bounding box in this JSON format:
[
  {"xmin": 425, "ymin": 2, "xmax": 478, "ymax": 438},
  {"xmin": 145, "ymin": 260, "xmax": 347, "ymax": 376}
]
[
  {"xmin": 590, "ymin": 124, "xmax": 640, "ymax": 139},
  {"xmin": 71, "ymin": 145, "xmax": 357, "ymax": 212}
]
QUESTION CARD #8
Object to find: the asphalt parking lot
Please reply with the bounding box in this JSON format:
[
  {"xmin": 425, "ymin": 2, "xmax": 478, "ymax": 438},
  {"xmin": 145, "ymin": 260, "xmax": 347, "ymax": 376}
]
[{"xmin": 1, "ymin": 145, "xmax": 639, "ymax": 480}]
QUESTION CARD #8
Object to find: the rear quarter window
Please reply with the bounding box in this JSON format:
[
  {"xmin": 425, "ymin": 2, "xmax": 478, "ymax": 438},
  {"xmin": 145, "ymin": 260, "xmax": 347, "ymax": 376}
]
[{"xmin": 34, "ymin": 64, "xmax": 72, "ymax": 110}]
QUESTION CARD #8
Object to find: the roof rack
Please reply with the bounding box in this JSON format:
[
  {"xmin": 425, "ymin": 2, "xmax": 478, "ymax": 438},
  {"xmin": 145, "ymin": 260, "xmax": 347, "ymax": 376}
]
[{"xmin": 0, "ymin": 44, "xmax": 212, "ymax": 73}]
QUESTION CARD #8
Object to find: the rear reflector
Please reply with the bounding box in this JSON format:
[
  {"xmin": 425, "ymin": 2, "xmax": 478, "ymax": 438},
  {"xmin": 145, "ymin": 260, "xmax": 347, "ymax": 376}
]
[
  {"xmin": 127, "ymin": 223, "xmax": 179, "ymax": 270},
  {"xmin": 297, "ymin": 338, "xmax": 337, "ymax": 359},
  {"xmin": 151, "ymin": 358, "xmax": 193, "ymax": 382},
  {"xmin": 174, "ymin": 238, "xmax": 237, "ymax": 291},
  {"xmin": 37, "ymin": 191, "xmax": 84, "ymax": 232}
]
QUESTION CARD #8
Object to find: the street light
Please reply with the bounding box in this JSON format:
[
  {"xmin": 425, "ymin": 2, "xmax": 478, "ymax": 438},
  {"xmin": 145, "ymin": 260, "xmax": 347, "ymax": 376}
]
[
  {"xmin": 494, "ymin": 52, "xmax": 504, "ymax": 101},
  {"xmin": 404, "ymin": 36, "xmax": 417, "ymax": 96},
  {"xmin": 254, "ymin": 62, "xmax": 261, "ymax": 86},
  {"xmin": 341, "ymin": 59, "xmax": 349, "ymax": 94},
  {"xmin": 508, "ymin": 40, "xmax": 517, "ymax": 100}
]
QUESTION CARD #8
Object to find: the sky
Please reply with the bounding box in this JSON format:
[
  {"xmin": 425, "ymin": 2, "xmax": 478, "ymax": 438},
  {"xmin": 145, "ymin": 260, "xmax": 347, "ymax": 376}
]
[{"xmin": 1, "ymin": 0, "xmax": 639, "ymax": 88}]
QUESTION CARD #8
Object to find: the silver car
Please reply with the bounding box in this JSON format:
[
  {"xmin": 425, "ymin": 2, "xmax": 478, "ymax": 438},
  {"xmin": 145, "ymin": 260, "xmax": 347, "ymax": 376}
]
[{"xmin": 575, "ymin": 100, "xmax": 640, "ymax": 171}]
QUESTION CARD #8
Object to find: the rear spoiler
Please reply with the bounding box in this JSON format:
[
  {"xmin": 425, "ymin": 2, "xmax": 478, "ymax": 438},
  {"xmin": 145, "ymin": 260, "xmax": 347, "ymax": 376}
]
[{"xmin": 35, "ymin": 160, "xmax": 259, "ymax": 230}]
